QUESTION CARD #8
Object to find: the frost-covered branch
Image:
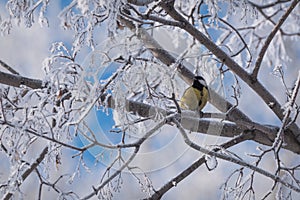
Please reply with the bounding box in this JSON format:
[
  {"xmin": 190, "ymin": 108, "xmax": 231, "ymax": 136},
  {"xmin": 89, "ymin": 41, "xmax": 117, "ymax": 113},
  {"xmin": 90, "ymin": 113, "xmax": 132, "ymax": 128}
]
[
  {"xmin": 128, "ymin": 0, "xmax": 156, "ymax": 6},
  {"xmin": 1, "ymin": 120, "xmax": 83, "ymax": 151},
  {"xmin": 0, "ymin": 62, "xmax": 299, "ymax": 154},
  {"xmin": 82, "ymin": 116, "xmax": 167, "ymax": 199},
  {"xmin": 273, "ymin": 70, "xmax": 300, "ymax": 148},
  {"xmin": 102, "ymin": 93, "xmax": 300, "ymax": 153},
  {"xmin": 248, "ymin": 0, "xmax": 291, "ymax": 9},
  {"xmin": 252, "ymin": 0, "xmax": 300, "ymax": 78},
  {"xmin": 3, "ymin": 147, "xmax": 48, "ymax": 200},
  {"xmin": 173, "ymin": 118, "xmax": 300, "ymax": 194},
  {"xmin": 145, "ymin": 132, "xmax": 253, "ymax": 200}
]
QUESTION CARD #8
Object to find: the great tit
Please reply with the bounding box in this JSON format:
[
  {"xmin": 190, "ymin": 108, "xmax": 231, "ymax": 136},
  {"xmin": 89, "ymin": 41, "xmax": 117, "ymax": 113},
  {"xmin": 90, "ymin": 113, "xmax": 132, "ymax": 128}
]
[{"xmin": 179, "ymin": 76, "xmax": 209, "ymax": 112}]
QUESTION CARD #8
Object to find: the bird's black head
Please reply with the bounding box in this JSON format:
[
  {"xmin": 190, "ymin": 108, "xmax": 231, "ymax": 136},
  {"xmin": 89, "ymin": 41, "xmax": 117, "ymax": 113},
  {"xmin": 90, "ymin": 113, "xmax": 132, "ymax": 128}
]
[{"xmin": 192, "ymin": 76, "xmax": 207, "ymax": 90}]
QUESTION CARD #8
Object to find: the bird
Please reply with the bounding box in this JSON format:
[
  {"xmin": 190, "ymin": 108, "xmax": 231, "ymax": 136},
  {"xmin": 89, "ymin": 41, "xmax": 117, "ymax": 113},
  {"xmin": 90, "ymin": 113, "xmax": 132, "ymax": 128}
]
[{"xmin": 179, "ymin": 76, "xmax": 209, "ymax": 112}]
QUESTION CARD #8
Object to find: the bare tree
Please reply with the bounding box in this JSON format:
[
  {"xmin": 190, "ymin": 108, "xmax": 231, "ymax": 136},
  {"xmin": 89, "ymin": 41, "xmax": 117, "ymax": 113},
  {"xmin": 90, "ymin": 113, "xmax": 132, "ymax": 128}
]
[{"xmin": 0, "ymin": 0, "xmax": 300, "ymax": 199}]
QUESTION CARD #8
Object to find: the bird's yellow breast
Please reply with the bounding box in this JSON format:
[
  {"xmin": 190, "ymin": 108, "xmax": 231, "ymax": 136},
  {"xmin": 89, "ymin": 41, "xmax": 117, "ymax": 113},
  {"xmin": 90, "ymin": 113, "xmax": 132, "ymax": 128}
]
[{"xmin": 179, "ymin": 86, "xmax": 208, "ymax": 111}]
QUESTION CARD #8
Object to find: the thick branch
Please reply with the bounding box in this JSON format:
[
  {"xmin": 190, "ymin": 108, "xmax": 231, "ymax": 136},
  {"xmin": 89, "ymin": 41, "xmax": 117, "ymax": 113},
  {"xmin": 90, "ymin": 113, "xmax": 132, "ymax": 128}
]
[
  {"xmin": 102, "ymin": 94, "xmax": 300, "ymax": 154},
  {"xmin": 128, "ymin": 0, "xmax": 156, "ymax": 6},
  {"xmin": 0, "ymin": 70, "xmax": 43, "ymax": 89}
]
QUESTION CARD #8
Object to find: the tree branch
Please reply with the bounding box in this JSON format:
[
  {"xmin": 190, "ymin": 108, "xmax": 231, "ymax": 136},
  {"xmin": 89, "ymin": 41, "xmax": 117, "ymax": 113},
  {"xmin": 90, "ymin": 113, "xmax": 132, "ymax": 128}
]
[
  {"xmin": 102, "ymin": 94, "xmax": 300, "ymax": 153},
  {"xmin": 128, "ymin": 0, "xmax": 156, "ymax": 6},
  {"xmin": 145, "ymin": 132, "xmax": 254, "ymax": 200},
  {"xmin": 0, "ymin": 68, "xmax": 299, "ymax": 153},
  {"xmin": 1, "ymin": 120, "xmax": 84, "ymax": 151},
  {"xmin": 3, "ymin": 147, "xmax": 48, "ymax": 200},
  {"xmin": 0, "ymin": 60, "xmax": 19, "ymax": 75},
  {"xmin": 81, "ymin": 117, "xmax": 167, "ymax": 199},
  {"xmin": 248, "ymin": 0, "xmax": 291, "ymax": 10},
  {"xmin": 174, "ymin": 118, "xmax": 300, "ymax": 193},
  {"xmin": 252, "ymin": 0, "xmax": 300, "ymax": 78},
  {"xmin": 273, "ymin": 70, "xmax": 300, "ymax": 148},
  {"xmin": 0, "ymin": 70, "xmax": 43, "ymax": 89}
]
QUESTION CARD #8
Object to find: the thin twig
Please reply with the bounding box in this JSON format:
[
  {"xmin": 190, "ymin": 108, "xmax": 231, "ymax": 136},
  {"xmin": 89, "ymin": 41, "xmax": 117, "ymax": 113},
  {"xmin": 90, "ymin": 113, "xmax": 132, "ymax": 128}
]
[
  {"xmin": 252, "ymin": 0, "xmax": 300, "ymax": 78},
  {"xmin": 81, "ymin": 117, "xmax": 167, "ymax": 199},
  {"xmin": 3, "ymin": 147, "xmax": 48, "ymax": 200},
  {"xmin": 248, "ymin": 0, "xmax": 291, "ymax": 9},
  {"xmin": 273, "ymin": 70, "xmax": 300, "ymax": 148},
  {"xmin": 0, "ymin": 60, "xmax": 19, "ymax": 75},
  {"xmin": 3, "ymin": 121, "xmax": 83, "ymax": 151},
  {"xmin": 173, "ymin": 118, "xmax": 300, "ymax": 193},
  {"xmin": 145, "ymin": 132, "xmax": 253, "ymax": 200}
]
